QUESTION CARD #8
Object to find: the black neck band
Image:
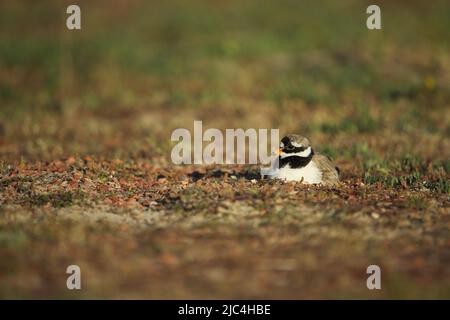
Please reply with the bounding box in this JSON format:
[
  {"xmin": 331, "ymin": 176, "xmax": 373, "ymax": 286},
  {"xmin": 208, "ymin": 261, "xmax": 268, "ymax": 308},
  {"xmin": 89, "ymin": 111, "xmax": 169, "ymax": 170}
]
[{"xmin": 279, "ymin": 149, "xmax": 314, "ymax": 169}]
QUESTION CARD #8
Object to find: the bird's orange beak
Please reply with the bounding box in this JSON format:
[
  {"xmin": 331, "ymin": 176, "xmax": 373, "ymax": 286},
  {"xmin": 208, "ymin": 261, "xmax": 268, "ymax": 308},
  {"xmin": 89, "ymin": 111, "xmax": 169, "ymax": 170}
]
[{"xmin": 276, "ymin": 148, "xmax": 284, "ymax": 155}]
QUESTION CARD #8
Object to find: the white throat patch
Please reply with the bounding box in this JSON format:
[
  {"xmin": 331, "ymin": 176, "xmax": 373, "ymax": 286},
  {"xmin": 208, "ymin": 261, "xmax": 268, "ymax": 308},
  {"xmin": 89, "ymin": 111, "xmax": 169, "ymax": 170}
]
[{"xmin": 280, "ymin": 146, "xmax": 312, "ymax": 159}]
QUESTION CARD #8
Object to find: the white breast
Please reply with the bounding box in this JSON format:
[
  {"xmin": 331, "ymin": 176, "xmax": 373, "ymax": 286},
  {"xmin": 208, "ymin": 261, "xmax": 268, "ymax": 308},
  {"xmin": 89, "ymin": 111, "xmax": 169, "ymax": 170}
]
[{"xmin": 270, "ymin": 161, "xmax": 323, "ymax": 183}]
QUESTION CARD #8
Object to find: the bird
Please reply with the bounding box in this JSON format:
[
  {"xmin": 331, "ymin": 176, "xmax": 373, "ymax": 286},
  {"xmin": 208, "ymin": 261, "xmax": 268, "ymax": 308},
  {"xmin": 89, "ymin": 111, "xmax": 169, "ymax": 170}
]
[{"xmin": 267, "ymin": 134, "xmax": 340, "ymax": 185}]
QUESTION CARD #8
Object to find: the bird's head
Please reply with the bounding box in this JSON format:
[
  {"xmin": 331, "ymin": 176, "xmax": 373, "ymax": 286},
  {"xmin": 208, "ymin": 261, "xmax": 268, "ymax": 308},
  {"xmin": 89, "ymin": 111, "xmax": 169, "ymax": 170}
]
[{"xmin": 278, "ymin": 134, "xmax": 312, "ymax": 158}]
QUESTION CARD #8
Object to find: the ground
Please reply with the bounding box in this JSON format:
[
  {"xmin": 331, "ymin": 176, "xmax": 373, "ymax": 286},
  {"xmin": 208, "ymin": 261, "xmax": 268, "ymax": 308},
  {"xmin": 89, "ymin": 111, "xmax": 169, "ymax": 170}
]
[{"xmin": 0, "ymin": 0, "xmax": 449, "ymax": 299}]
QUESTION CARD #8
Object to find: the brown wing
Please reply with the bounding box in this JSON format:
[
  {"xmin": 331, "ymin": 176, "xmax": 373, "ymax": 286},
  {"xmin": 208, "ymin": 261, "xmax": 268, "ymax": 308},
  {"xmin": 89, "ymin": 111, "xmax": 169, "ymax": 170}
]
[{"xmin": 313, "ymin": 152, "xmax": 340, "ymax": 185}]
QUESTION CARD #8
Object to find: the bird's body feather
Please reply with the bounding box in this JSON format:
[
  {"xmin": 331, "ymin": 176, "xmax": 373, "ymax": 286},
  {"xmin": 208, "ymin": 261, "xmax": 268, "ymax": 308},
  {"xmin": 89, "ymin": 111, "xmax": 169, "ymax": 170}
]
[
  {"xmin": 267, "ymin": 134, "xmax": 340, "ymax": 185},
  {"xmin": 272, "ymin": 159, "xmax": 322, "ymax": 183}
]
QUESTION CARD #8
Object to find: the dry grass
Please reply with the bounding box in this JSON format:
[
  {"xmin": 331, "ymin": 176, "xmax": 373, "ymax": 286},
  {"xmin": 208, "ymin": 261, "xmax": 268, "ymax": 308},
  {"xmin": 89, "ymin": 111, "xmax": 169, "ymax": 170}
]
[{"xmin": 0, "ymin": 0, "xmax": 449, "ymax": 299}]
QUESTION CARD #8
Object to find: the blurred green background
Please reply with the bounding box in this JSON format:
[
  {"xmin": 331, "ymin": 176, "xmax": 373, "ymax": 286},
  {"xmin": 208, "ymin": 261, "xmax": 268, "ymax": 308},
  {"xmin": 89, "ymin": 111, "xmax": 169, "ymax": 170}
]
[{"xmin": 1, "ymin": 0, "xmax": 449, "ymax": 162}]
